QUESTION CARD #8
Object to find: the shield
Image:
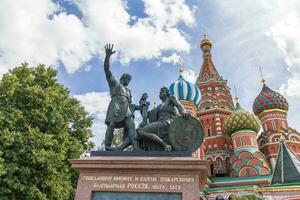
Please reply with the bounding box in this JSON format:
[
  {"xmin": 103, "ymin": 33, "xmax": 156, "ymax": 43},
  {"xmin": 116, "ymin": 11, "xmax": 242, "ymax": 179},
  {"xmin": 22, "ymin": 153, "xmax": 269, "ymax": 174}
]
[{"xmin": 168, "ymin": 116, "xmax": 204, "ymax": 152}]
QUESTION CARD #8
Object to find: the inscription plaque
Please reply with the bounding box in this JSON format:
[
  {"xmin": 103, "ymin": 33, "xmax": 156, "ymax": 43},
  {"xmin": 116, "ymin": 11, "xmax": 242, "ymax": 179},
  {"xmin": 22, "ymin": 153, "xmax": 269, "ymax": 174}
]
[
  {"xmin": 92, "ymin": 192, "xmax": 182, "ymax": 200},
  {"xmin": 70, "ymin": 156, "xmax": 208, "ymax": 200}
]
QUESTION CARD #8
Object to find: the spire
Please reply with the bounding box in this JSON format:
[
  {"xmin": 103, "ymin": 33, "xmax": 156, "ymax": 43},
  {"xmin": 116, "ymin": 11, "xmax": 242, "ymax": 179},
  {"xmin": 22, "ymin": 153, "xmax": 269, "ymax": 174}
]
[
  {"xmin": 234, "ymin": 85, "xmax": 241, "ymax": 110},
  {"xmin": 271, "ymin": 142, "xmax": 300, "ymax": 185},
  {"xmin": 198, "ymin": 34, "xmax": 221, "ymax": 82},
  {"xmin": 234, "ymin": 85, "xmax": 239, "ymax": 103},
  {"xmin": 178, "ymin": 57, "xmax": 184, "ymax": 76},
  {"xmin": 259, "ymin": 66, "xmax": 266, "ymax": 85}
]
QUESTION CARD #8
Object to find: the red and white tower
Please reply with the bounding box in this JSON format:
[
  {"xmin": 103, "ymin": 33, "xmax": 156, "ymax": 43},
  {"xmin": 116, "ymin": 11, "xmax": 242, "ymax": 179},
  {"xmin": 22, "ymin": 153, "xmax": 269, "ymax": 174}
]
[
  {"xmin": 196, "ymin": 35, "xmax": 234, "ymax": 176},
  {"xmin": 253, "ymin": 80, "xmax": 300, "ymax": 170}
]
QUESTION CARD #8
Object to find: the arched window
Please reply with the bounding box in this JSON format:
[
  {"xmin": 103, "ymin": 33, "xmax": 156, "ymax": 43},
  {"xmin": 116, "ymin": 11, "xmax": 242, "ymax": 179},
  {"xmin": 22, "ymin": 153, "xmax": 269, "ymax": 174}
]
[
  {"xmin": 206, "ymin": 127, "xmax": 211, "ymax": 136},
  {"xmin": 240, "ymin": 137, "xmax": 244, "ymax": 146},
  {"xmin": 272, "ymin": 120, "xmax": 277, "ymax": 130},
  {"xmin": 216, "ymin": 157, "xmax": 223, "ymax": 173},
  {"xmin": 207, "ymin": 158, "xmax": 213, "ymax": 176}
]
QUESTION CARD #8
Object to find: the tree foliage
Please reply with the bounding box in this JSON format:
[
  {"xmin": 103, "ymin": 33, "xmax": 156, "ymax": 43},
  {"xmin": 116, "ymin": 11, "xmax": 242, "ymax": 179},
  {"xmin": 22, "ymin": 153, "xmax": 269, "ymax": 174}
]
[
  {"xmin": 231, "ymin": 194, "xmax": 259, "ymax": 200},
  {"xmin": 0, "ymin": 64, "xmax": 93, "ymax": 200}
]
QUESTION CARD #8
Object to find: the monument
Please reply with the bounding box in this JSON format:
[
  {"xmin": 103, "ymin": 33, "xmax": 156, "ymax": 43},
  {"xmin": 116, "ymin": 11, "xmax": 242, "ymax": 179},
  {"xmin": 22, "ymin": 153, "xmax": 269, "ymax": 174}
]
[{"xmin": 70, "ymin": 44, "xmax": 208, "ymax": 200}]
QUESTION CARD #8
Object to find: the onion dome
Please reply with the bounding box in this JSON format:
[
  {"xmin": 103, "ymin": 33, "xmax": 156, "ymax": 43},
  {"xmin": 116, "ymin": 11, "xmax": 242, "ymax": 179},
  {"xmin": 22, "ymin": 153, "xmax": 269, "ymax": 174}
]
[
  {"xmin": 253, "ymin": 84, "xmax": 289, "ymax": 115},
  {"xmin": 225, "ymin": 99, "xmax": 261, "ymax": 136},
  {"xmin": 200, "ymin": 34, "xmax": 213, "ymax": 48},
  {"xmin": 169, "ymin": 68, "xmax": 201, "ymax": 106}
]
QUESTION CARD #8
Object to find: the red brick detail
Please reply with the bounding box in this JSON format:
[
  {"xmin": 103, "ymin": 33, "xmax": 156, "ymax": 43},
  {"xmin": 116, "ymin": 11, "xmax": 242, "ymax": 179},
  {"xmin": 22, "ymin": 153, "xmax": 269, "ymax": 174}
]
[
  {"xmin": 247, "ymin": 158, "xmax": 262, "ymax": 166},
  {"xmin": 239, "ymin": 151, "xmax": 253, "ymax": 159}
]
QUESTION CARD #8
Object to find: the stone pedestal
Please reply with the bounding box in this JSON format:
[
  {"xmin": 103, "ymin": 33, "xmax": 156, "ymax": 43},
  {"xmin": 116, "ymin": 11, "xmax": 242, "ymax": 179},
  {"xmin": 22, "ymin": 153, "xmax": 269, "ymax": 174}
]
[{"xmin": 70, "ymin": 156, "xmax": 208, "ymax": 200}]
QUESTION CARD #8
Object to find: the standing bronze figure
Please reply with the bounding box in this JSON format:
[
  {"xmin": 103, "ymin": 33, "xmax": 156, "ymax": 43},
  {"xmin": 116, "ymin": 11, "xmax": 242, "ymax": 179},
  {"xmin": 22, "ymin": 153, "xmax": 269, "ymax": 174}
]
[{"xmin": 103, "ymin": 44, "xmax": 139, "ymax": 150}]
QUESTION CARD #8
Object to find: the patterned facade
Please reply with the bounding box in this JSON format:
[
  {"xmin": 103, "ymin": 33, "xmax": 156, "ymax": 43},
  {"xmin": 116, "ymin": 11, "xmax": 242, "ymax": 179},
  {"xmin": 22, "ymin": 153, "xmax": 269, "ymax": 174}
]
[
  {"xmin": 197, "ymin": 35, "xmax": 234, "ymax": 176},
  {"xmin": 254, "ymin": 84, "xmax": 300, "ymax": 171},
  {"xmin": 169, "ymin": 35, "xmax": 300, "ymax": 199}
]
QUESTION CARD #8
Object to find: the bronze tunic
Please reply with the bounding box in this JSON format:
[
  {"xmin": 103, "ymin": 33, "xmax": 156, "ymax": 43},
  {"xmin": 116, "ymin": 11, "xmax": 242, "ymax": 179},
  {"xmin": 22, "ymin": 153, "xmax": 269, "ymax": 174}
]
[{"xmin": 105, "ymin": 75, "xmax": 133, "ymax": 126}]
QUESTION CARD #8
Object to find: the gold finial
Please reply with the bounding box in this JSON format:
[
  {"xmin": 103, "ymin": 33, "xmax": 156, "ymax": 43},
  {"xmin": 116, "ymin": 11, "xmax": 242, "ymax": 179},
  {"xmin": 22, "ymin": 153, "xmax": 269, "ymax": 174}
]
[
  {"xmin": 234, "ymin": 85, "xmax": 239, "ymax": 103},
  {"xmin": 177, "ymin": 57, "xmax": 184, "ymax": 75},
  {"xmin": 179, "ymin": 66, "xmax": 184, "ymax": 75},
  {"xmin": 235, "ymin": 96, "xmax": 239, "ymax": 102},
  {"xmin": 259, "ymin": 66, "xmax": 266, "ymax": 84},
  {"xmin": 200, "ymin": 33, "xmax": 213, "ymax": 49}
]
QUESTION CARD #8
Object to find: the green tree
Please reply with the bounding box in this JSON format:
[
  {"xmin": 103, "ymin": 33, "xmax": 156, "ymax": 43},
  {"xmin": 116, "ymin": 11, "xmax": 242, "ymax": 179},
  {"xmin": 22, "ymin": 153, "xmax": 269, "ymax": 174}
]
[
  {"xmin": 0, "ymin": 64, "xmax": 93, "ymax": 200},
  {"xmin": 0, "ymin": 151, "xmax": 4, "ymax": 176},
  {"xmin": 231, "ymin": 194, "xmax": 259, "ymax": 200}
]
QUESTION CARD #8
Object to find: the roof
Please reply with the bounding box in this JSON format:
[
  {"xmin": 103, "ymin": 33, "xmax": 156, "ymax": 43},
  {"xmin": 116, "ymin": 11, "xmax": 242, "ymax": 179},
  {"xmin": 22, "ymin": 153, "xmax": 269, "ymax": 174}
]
[
  {"xmin": 169, "ymin": 75, "xmax": 201, "ymax": 106},
  {"xmin": 209, "ymin": 174, "xmax": 271, "ymax": 185},
  {"xmin": 198, "ymin": 56, "xmax": 222, "ymax": 82},
  {"xmin": 253, "ymin": 84, "xmax": 288, "ymax": 115},
  {"xmin": 224, "ymin": 102, "xmax": 260, "ymax": 135},
  {"xmin": 271, "ymin": 142, "xmax": 300, "ymax": 185}
]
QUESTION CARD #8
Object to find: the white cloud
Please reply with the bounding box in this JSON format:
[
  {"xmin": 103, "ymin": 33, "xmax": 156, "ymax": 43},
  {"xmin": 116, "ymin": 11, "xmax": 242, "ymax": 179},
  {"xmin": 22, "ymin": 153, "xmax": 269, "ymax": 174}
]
[
  {"xmin": 267, "ymin": 13, "xmax": 300, "ymax": 98},
  {"xmin": 182, "ymin": 68, "xmax": 197, "ymax": 84},
  {"xmin": 143, "ymin": 0, "xmax": 195, "ymax": 29},
  {"xmin": 74, "ymin": 0, "xmax": 194, "ymax": 65},
  {"xmin": 0, "ymin": 0, "xmax": 91, "ymax": 74},
  {"xmin": 162, "ymin": 52, "xmax": 180, "ymax": 64},
  {"xmin": 0, "ymin": 0, "xmax": 195, "ymax": 75},
  {"xmin": 74, "ymin": 92, "xmax": 111, "ymax": 147}
]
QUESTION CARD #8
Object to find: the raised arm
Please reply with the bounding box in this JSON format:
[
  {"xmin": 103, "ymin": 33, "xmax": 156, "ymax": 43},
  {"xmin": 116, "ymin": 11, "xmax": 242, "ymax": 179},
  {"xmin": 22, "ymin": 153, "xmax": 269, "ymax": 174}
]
[{"xmin": 104, "ymin": 44, "xmax": 117, "ymax": 87}]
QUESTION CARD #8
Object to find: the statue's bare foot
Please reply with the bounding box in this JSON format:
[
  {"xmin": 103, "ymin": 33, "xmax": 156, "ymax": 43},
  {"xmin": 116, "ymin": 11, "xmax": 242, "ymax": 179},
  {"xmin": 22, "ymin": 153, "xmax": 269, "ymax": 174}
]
[{"xmin": 164, "ymin": 144, "xmax": 172, "ymax": 151}]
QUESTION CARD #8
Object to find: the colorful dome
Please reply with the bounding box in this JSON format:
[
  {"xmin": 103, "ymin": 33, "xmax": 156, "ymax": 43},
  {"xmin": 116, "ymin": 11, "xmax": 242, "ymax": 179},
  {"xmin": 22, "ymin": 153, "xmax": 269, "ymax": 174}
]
[
  {"xmin": 169, "ymin": 75, "xmax": 201, "ymax": 106},
  {"xmin": 253, "ymin": 84, "xmax": 289, "ymax": 115},
  {"xmin": 200, "ymin": 34, "xmax": 213, "ymax": 48},
  {"xmin": 225, "ymin": 102, "xmax": 261, "ymax": 136}
]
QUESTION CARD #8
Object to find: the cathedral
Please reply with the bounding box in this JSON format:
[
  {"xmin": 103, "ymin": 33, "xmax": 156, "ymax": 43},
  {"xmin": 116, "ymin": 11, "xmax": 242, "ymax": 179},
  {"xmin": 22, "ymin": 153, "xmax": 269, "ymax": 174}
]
[{"xmin": 169, "ymin": 35, "xmax": 300, "ymax": 200}]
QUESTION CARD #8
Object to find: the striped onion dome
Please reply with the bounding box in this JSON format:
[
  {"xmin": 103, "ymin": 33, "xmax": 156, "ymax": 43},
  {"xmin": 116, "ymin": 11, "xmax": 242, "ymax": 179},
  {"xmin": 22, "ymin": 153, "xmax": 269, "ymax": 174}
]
[
  {"xmin": 169, "ymin": 74, "xmax": 201, "ymax": 106},
  {"xmin": 253, "ymin": 84, "xmax": 289, "ymax": 115},
  {"xmin": 225, "ymin": 101, "xmax": 261, "ymax": 136}
]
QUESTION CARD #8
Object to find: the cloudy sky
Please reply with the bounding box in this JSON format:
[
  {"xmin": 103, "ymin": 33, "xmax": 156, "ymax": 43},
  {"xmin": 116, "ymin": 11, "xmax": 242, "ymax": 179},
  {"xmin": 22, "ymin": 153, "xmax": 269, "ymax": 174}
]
[{"xmin": 1, "ymin": 0, "xmax": 300, "ymax": 147}]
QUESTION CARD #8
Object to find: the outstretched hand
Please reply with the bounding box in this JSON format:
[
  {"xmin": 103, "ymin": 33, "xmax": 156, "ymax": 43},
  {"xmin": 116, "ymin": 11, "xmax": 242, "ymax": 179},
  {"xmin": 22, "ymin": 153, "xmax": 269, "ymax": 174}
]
[
  {"xmin": 182, "ymin": 112, "xmax": 190, "ymax": 119},
  {"xmin": 104, "ymin": 43, "xmax": 116, "ymax": 57}
]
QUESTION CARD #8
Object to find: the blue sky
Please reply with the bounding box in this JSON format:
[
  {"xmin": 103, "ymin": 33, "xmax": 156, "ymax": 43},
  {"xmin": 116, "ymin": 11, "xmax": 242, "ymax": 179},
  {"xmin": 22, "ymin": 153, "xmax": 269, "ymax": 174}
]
[{"xmin": 1, "ymin": 0, "xmax": 300, "ymax": 147}]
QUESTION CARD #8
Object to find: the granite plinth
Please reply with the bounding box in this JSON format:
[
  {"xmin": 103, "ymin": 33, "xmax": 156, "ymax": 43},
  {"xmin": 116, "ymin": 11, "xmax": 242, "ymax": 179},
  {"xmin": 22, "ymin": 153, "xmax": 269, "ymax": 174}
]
[
  {"xmin": 90, "ymin": 151, "xmax": 192, "ymax": 157},
  {"xmin": 70, "ymin": 156, "xmax": 208, "ymax": 200}
]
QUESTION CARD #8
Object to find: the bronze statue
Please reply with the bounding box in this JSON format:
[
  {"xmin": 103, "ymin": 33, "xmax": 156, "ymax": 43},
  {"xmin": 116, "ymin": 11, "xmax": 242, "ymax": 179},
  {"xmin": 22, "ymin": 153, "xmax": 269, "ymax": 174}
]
[
  {"xmin": 112, "ymin": 87, "xmax": 190, "ymax": 151},
  {"xmin": 137, "ymin": 87, "xmax": 190, "ymax": 151},
  {"xmin": 103, "ymin": 44, "xmax": 139, "ymax": 151},
  {"xmin": 102, "ymin": 44, "xmax": 203, "ymax": 152}
]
